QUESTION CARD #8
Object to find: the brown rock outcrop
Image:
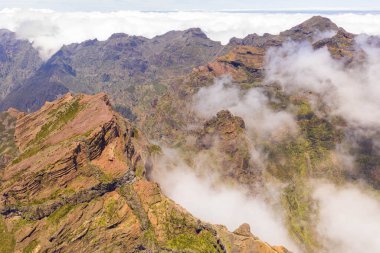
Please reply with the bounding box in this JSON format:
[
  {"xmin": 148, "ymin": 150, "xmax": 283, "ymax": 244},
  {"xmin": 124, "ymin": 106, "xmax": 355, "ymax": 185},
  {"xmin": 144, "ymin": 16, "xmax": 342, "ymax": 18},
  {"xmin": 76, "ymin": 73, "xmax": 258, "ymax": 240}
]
[
  {"xmin": 196, "ymin": 110, "xmax": 260, "ymax": 186},
  {"xmin": 0, "ymin": 93, "xmax": 291, "ymax": 253}
]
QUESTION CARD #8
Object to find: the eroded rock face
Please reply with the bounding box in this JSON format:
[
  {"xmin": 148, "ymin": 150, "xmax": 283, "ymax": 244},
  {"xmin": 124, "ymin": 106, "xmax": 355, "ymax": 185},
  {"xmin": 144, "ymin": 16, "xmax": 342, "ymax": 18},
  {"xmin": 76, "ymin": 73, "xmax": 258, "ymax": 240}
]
[
  {"xmin": 195, "ymin": 110, "xmax": 260, "ymax": 186},
  {"xmin": 192, "ymin": 16, "xmax": 361, "ymax": 88},
  {"xmin": 0, "ymin": 93, "xmax": 291, "ymax": 253},
  {"xmin": 194, "ymin": 46, "xmax": 265, "ymax": 82},
  {"xmin": 216, "ymin": 223, "xmax": 291, "ymax": 253},
  {"xmin": 0, "ymin": 110, "xmax": 19, "ymax": 169}
]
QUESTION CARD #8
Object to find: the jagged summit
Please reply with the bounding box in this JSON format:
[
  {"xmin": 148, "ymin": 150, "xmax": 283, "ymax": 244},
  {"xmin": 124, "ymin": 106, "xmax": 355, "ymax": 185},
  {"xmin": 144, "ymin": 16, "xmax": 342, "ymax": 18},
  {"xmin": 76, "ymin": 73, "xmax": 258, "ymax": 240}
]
[
  {"xmin": 182, "ymin": 27, "xmax": 210, "ymax": 39},
  {"xmin": 0, "ymin": 29, "xmax": 13, "ymax": 37},
  {"xmin": 280, "ymin": 15, "xmax": 339, "ymax": 38},
  {"xmin": 108, "ymin": 32, "xmax": 130, "ymax": 40}
]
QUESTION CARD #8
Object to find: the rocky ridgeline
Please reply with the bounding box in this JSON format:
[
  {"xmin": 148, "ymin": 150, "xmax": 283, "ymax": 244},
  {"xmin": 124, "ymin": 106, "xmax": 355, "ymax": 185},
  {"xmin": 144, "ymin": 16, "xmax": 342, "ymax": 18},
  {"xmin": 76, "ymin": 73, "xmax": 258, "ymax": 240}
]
[
  {"xmin": 0, "ymin": 93, "xmax": 290, "ymax": 253},
  {"xmin": 1, "ymin": 16, "xmax": 378, "ymax": 253}
]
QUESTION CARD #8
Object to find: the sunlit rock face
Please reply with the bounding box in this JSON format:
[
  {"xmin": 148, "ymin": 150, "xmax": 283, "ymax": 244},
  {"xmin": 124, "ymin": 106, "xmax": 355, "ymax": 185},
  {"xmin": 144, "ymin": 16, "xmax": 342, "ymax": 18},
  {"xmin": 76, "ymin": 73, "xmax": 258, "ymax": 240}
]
[{"xmin": 0, "ymin": 92, "xmax": 291, "ymax": 253}]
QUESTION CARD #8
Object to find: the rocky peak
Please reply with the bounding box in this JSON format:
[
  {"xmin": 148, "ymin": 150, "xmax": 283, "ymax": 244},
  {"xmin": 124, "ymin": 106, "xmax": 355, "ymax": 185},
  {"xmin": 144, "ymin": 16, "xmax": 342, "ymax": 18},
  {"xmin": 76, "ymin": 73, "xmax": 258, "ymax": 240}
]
[
  {"xmin": 155, "ymin": 28, "xmax": 210, "ymax": 41},
  {"xmin": 218, "ymin": 223, "xmax": 291, "ymax": 253},
  {"xmin": 292, "ymin": 16, "xmax": 338, "ymax": 32},
  {"xmin": 108, "ymin": 32, "xmax": 129, "ymax": 40},
  {"xmin": 313, "ymin": 27, "xmax": 358, "ymax": 61},
  {"xmin": 233, "ymin": 223, "xmax": 255, "ymax": 237},
  {"xmin": 280, "ymin": 16, "xmax": 339, "ymax": 41},
  {"xmin": 0, "ymin": 29, "xmax": 22, "ymax": 43},
  {"xmin": 229, "ymin": 33, "xmax": 283, "ymax": 48},
  {"xmin": 195, "ymin": 110, "xmax": 260, "ymax": 186},
  {"xmin": 183, "ymin": 27, "xmax": 209, "ymax": 39},
  {"xmin": 201, "ymin": 110, "xmax": 245, "ymax": 143},
  {"xmin": 193, "ymin": 45, "xmax": 265, "ymax": 82}
]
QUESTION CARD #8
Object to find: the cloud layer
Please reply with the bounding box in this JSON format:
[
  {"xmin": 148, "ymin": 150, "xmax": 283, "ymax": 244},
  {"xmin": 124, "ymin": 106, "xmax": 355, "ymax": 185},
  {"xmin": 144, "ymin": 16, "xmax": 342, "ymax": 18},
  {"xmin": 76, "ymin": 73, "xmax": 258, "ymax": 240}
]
[
  {"xmin": 193, "ymin": 77, "xmax": 297, "ymax": 139},
  {"xmin": 1, "ymin": 9, "xmax": 380, "ymax": 58},
  {"xmin": 265, "ymin": 40, "xmax": 380, "ymax": 129},
  {"xmin": 151, "ymin": 148, "xmax": 301, "ymax": 252},
  {"xmin": 313, "ymin": 182, "xmax": 380, "ymax": 253}
]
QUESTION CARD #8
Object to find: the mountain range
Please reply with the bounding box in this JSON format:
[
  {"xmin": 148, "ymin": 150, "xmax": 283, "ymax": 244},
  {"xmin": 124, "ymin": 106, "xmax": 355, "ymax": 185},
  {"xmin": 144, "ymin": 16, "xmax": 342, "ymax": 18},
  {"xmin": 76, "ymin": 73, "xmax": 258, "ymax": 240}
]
[{"xmin": 0, "ymin": 15, "xmax": 380, "ymax": 253}]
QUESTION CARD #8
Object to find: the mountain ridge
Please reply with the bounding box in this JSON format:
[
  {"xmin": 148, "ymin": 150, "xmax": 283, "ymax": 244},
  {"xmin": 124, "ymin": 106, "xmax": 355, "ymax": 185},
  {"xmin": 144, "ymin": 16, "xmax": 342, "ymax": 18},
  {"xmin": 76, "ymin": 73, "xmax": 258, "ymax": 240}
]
[
  {"xmin": 0, "ymin": 16, "xmax": 379, "ymax": 253},
  {"xmin": 0, "ymin": 16, "xmax": 351, "ymax": 113},
  {"xmin": 0, "ymin": 92, "xmax": 291, "ymax": 253}
]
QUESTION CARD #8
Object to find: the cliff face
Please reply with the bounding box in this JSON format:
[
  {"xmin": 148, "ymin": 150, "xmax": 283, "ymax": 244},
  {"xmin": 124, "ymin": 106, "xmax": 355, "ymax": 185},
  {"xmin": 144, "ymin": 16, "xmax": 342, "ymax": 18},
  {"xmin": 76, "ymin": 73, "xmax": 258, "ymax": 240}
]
[
  {"xmin": 0, "ymin": 93, "xmax": 290, "ymax": 253},
  {"xmin": 0, "ymin": 29, "xmax": 42, "ymax": 101},
  {"xmin": 195, "ymin": 110, "xmax": 259, "ymax": 186},
  {"xmin": 0, "ymin": 109, "xmax": 21, "ymax": 170}
]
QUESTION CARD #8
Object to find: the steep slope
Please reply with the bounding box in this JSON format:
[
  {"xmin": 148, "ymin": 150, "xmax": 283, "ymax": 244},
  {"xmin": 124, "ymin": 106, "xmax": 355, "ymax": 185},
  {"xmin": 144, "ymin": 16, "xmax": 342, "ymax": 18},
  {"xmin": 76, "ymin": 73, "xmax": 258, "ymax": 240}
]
[
  {"xmin": 1, "ymin": 16, "xmax": 379, "ymax": 253},
  {"xmin": 0, "ymin": 93, "xmax": 290, "ymax": 253},
  {"xmin": 0, "ymin": 29, "xmax": 42, "ymax": 101},
  {"xmin": 140, "ymin": 16, "xmax": 362, "ymax": 143},
  {"xmin": 0, "ymin": 28, "xmax": 223, "ymax": 112},
  {"xmin": 139, "ymin": 16, "xmax": 380, "ymax": 253},
  {"xmin": 0, "ymin": 109, "xmax": 22, "ymax": 169},
  {"xmin": 194, "ymin": 110, "xmax": 260, "ymax": 186}
]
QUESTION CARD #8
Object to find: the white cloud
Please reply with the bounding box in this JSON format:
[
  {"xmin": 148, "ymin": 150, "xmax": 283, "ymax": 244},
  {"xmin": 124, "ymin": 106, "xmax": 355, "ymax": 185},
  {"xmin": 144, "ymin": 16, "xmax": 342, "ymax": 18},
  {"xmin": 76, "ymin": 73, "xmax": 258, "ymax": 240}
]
[
  {"xmin": 313, "ymin": 182, "xmax": 380, "ymax": 253},
  {"xmin": 1, "ymin": 9, "xmax": 380, "ymax": 58},
  {"xmin": 151, "ymin": 148, "xmax": 301, "ymax": 253},
  {"xmin": 193, "ymin": 76, "xmax": 297, "ymax": 139},
  {"xmin": 265, "ymin": 40, "xmax": 380, "ymax": 129}
]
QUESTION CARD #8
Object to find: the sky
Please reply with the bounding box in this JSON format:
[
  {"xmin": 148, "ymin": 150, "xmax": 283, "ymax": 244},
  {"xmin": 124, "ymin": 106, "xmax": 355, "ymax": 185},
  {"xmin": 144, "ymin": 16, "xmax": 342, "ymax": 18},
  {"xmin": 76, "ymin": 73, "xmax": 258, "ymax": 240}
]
[{"xmin": 0, "ymin": 0, "xmax": 380, "ymax": 11}]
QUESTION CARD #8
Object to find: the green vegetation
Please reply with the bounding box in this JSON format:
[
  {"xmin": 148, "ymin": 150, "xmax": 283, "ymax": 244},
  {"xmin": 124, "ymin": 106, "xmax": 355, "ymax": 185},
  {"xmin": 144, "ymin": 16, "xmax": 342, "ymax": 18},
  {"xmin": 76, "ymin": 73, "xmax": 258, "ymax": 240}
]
[
  {"xmin": 11, "ymin": 146, "xmax": 40, "ymax": 165},
  {"xmin": 0, "ymin": 216, "xmax": 15, "ymax": 253},
  {"xmin": 12, "ymin": 218, "xmax": 32, "ymax": 233},
  {"xmin": 282, "ymin": 182, "xmax": 319, "ymax": 252},
  {"xmin": 135, "ymin": 164, "xmax": 145, "ymax": 178},
  {"xmin": 30, "ymin": 98, "xmax": 83, "ymax": 146},
  {"xmin": 166, "ymin": 230, "xmax": 224, "ymax": 253},
  {"xmin": 353, "ymin": 138, "xmax": 380, "ymax": 188},
  {"xmin": 105, "ymin": 198, "xmax": 117, "ymax": 219},
  {"xmin": 264, "ymin": 98, "xmax": 342, "ymax": 252},
  {"xmin": 12, "ymin": 98, "xmax": 84, "ymax": 165},
  {"xmin": 23, "ymin": 240, "xmax": 39, "ymax": 253},
  {"xmin": 266, "ymin": 137, "xmax": 310, "ymax": 180},
  {"xmin": 132, "ymin": 127, "xmax": 139, "ymax": 138},
  {"xmin": 0, "ymin": 112, "xmax": 18, "ymax": 168},
  {"xmin": 143, "ymin": 227, "xmax": 158, "ymax": 249},
  {"xmin": 47, "ymin": 204, "xmax": 73, "ymax": 225},
  {"xmin": 148, "ymin": 144, "xmax": 162, "ymax": 155},
  {"xmin": 296, "ymin": 100, "xmax": 342, "ymax": 155}
]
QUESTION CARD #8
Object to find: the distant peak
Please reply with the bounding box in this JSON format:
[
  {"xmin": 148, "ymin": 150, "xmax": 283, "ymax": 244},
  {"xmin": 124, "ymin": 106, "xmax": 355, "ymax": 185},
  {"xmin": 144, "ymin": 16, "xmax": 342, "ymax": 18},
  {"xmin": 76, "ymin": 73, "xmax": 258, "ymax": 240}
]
[
  {"xmin": 108, "ymin": 33, "xmax": 129, "ymax": 40},
  {"xmin": 302, "ymin": 16, "xmax": 339, "ymax": 29},
  {"xmin": 0, "ymin": 29, "xmax": 15, "ymax": 39},
  {"xmin": 0, "ymin": 28, "xmax": 12, "ymax": 34},
  {"xmin": 279, "ymin": 15, "xmax": 339, "ymax": 41},
  {"xmin": 183, "ymin": 28, "xmax": 209, "ymax": 39},
  {"xmin": 290, "ymin": 15, "xmax": 339, "ymax": 33}
]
